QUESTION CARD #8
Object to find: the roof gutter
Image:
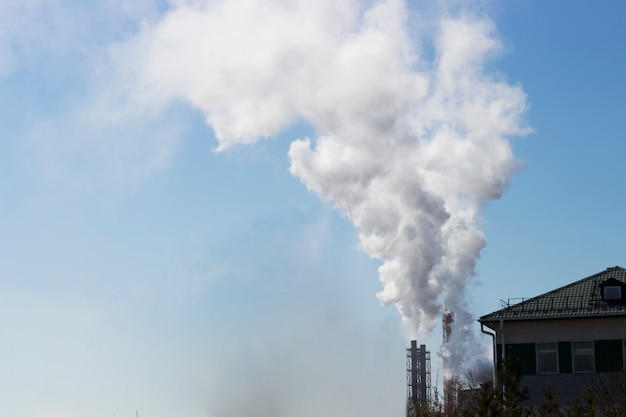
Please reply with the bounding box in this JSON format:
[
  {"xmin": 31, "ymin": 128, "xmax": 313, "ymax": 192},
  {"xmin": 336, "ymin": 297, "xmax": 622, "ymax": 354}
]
[
  {"xmin": 499, "ymin": 318, "xmax": 505, "ymax": 364},
  {"xmin": 479, "ymin": 311, "xmax": 626, "ymax": 323},
  {"xmin": 500, "ymin": 318, "xmax": 506, "ymax": 401},
  {"xmin": 480, "ymin": 322, "xmax": 497, "ymax": 387}
]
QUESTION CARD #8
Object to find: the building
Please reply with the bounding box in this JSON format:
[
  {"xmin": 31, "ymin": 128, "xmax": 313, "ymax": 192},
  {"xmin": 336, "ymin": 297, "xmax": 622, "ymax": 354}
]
[{"xmin": 479, "ymin": 266, "xmax": 626, "ymax": 406}]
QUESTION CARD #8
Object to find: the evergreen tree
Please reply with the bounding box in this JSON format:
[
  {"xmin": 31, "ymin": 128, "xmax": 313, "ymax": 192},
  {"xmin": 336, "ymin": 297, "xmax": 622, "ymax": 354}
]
[
  {"xmin": 471, "ymin": 383, "xmax": 502, "ymax": 417},
  {"xmin": 565, "ymin": 388, "xmax": 595, "ymax": 417},
  {"xmin": 499, "ymin": 349, "xmax": 530, "ymax": 417},
  {"xmin": 535, "ymin": 386, "xmax": 562, "ymax": 417}
]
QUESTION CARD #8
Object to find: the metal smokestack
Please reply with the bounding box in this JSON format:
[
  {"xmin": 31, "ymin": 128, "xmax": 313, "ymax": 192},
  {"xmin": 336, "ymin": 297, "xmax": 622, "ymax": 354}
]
[
  {"xmin": 406, "ymin": 341, "xmax": 431, "ymax": 416},
  {"xmin": 442, "ymin": 310, "xmax": 455, "ymax": 414},
  {"xmin": 442, "ymin": 309, "xmax": 454, "ymax": 344}
]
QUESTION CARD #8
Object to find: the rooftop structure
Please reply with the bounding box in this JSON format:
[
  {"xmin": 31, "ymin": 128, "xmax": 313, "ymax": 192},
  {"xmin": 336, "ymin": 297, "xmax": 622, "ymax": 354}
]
[{"xmin": 480, "ymin": 266, "xmax": 626, "ymax": 322}]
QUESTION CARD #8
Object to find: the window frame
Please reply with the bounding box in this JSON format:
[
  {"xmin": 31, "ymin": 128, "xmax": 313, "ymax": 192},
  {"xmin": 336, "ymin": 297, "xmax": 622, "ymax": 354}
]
[
  {"xmin": 604, "ymin": 286, "xmax": 622, "ymax": 300},
  {"xmin": 572, "ymin": 341, "xmax": 595, "ymax": 373},
  {"xmin": 536, "ymin": 342, "xmax": 559, "ymax": 375}
]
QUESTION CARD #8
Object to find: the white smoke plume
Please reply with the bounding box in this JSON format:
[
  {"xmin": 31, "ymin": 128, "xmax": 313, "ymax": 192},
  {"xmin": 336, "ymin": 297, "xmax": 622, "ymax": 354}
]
[{"xmin": 108, "ymin": 0, "xmax": 529, "ymax": 374}]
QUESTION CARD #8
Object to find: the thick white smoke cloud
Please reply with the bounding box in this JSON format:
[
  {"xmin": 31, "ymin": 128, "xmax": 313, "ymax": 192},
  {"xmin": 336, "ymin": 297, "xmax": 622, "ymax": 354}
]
[{"xmin": 109, "ymin": 0, "xmax": 529, "ymax": 373}]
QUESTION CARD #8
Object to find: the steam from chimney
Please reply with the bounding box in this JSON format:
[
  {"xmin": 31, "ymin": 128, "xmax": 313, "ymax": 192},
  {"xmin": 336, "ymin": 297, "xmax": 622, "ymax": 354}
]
[{"xmin": 109, "ymin": 0, "xmax": 530, "ymax": 375}]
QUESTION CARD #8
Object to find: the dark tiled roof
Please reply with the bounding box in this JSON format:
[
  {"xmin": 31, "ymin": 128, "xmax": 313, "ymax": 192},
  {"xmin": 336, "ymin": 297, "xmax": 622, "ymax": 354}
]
[{"xmin": 479, "ymin": 266, "xmax": 626, "ymax": 322}]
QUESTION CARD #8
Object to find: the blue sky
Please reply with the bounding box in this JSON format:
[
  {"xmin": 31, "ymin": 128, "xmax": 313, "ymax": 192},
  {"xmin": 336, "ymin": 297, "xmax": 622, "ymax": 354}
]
[{"xmin": 1, "ymin": 1, "xmax": 625, "ymax": 416}]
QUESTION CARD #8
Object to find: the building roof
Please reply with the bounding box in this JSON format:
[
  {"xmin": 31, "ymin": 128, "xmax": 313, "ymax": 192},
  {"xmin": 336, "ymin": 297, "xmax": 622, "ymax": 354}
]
[{"xmin": 479, "ymin": 266, "xmax": 626, "ymax": 322}]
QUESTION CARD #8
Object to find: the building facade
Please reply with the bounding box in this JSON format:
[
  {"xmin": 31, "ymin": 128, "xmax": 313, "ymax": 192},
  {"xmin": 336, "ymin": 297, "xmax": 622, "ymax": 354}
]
[{"xmin": 479, "ymin": 266, "xmax": 626, "ymax": 406}]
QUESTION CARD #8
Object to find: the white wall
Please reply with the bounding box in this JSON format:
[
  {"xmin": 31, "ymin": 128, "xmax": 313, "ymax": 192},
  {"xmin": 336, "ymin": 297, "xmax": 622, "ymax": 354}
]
[{"xmin": 494, "ymin": 316, "xmax": 626, "ymax": 344}]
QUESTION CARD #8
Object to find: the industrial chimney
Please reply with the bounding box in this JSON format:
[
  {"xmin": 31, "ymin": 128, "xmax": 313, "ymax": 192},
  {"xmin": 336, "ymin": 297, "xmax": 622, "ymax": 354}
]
[
  {"xmin": 442, "ymin": 309, "xmax": 455, "ymax": 414},
  {"xmin": 442, "ymin": 309, "xmax": 454, "ymax": 344},
  {"xmin": 406, "ymin": 341, "xmax": 431, "ymax": 416}
]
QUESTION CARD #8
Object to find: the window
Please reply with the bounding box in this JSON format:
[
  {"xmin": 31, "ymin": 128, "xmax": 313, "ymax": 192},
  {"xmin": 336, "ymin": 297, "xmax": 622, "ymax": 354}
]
[
  {"xmin": 604, "ymin": 286, "xmax": 622, "ymax": 300},
  {"xmin": 573, "ymin": 341, "xmax": 594, "ymax": 373},
  {"xmin": 537, "ymin": 343, "xmax": 558, "ymax": 374}
]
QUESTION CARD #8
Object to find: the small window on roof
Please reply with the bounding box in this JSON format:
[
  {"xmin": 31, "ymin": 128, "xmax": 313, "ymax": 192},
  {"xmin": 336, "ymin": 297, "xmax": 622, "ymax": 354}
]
[{"xmin": 604, "ymin": 286, "xmax": 622, "ymax": 300}]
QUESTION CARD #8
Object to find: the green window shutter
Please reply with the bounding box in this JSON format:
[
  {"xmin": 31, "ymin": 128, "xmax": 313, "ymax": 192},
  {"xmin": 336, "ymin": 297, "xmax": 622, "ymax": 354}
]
[
  {"xmin": 595, "ymin": 339, "xmax": 623, "ymax": 372},
  {"xmin": 559, "ymin": 341, "xmax": 572, "ymax": 373},
  {"xmin": 506, "ymin": 343, "xmax": 536, "ymax": 376}
]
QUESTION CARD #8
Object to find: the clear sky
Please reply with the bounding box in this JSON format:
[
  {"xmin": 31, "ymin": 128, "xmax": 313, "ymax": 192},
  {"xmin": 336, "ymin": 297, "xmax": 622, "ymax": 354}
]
[{"xmin": 1, "ymin": 1, "xmax": 625, "ymax": 416}]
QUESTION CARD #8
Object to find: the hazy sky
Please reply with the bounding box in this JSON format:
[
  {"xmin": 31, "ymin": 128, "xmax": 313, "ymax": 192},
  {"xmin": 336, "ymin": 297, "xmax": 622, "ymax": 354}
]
[{"xmin": 1, "ymin": 1, "xmax": 625, "ymax": 416}]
